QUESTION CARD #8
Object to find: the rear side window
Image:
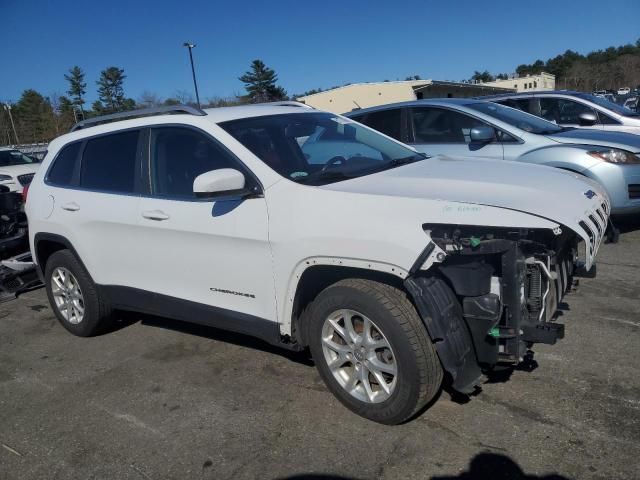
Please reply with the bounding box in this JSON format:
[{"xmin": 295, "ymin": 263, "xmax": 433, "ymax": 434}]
[
  {"xmin": 47, "ymin": 142, "xmax": 81, "ymax": 186},
  {"xmin": 80, "ymin": 130, "xmax": 140, "ymax": 193},
  {"xmin": 358, "ymin": 109, "xmax": 402, "ymax": 140}
]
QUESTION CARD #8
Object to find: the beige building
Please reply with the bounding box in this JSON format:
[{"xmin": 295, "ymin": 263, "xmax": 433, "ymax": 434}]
[
  {"xmin": 297, "ymin": 79, "xmax": 515, "ymax": 113},
  {"xmin": 480, "ymin": 72, "xmax": 555, "ymax": 93}
]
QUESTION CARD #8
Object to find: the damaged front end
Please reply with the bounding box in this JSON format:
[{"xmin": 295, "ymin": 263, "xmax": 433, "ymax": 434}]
[{"xmin": 405, "ymin": 208, "xmax": 608, "ymax": 394}]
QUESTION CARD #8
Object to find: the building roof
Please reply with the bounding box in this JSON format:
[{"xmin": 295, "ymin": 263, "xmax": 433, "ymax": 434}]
[{"xmin": 297, "ymin": 80, "xmax": 431, "ymax": 100}]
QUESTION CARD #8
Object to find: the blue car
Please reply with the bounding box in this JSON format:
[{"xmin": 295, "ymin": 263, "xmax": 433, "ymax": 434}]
[{"xmin": 345, "ymin": 99, "xmax": 640, "ymax": 215}]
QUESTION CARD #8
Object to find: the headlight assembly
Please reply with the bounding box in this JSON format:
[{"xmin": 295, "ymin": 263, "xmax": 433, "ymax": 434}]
[
  {"xmin": 0, "ymin": 174, "xmax": 13, "ymax": 181},
  {"xmin": 587, "ymin": 148, "xmax": 640, "ymax": 164}
]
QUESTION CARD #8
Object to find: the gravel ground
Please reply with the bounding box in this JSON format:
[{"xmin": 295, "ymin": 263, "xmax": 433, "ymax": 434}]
[{"xmin": 1, "ymin": 219, "xmax": 639, "ymax": 480}]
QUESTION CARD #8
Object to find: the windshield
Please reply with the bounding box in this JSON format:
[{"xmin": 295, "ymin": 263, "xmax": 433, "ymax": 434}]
[
  {"xmin": 467, "ymin": 102, "xmax": 563, "ymax": 134},
  {"xmin": 574, "ymin": 93, "xmax": 640, "ymax": 117},
  {"xmin": 220, "ymin": 112, "xmax": 426, "ymax": 185},
  {"xmin": 0, "ymin": 150, "xmax": 39, "ymax": 167}
]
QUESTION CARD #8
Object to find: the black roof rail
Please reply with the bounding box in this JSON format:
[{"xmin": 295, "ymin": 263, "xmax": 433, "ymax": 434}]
[
  {"xmin": 256, "ymin": 101, "xmax": 314, "ymax": 109},
  {"xmin": 70, "ymin": 105, "xmax": 207, "ymax": 132}
]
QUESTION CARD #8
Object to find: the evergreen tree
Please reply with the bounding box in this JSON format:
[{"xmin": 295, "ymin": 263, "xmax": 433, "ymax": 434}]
[
  {"xmin": 94, "ymin": 66, "xmax": 135, "ymax": 114},
  {"xmin": 64, "ymin": 66, "xmax": 86, "ymax": 113},
  {"xmin": 57, "ymin": 95, "xmax": 77, "ymax": 130},
  {"xmin": 239, "ymin": 60, "xmax": 287, "ymax": 103},
  {"xmin": 470, "ymin": 70, "xmax": 495, "ymax": 83},
  {"xmin": 13, "ymin": 90, "xmax": 56, "ymax": 143}
]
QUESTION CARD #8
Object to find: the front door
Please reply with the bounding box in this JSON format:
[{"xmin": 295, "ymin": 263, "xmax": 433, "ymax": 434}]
[
  {"xmin": 408, "ymin": 107, "xmax": 504, "ymax": 159},
  {"xmin": 136, "ymin": 126, "xmax": 277, "ymax": 323}
]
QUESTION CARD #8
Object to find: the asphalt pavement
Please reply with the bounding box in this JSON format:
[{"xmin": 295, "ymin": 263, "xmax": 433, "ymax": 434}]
[{"xmin": 1, "ymin": 219, "xmax": 639, "ymax": 480}]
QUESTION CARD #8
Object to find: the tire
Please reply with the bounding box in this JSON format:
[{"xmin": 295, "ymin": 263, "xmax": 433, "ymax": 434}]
[
  {"xmin": 307, "ymin": 278, "xmax": 443, "ymax": 424},
  {"xmin": 44, "ymin": 249, "xmax": 113, "ymax": 337}
]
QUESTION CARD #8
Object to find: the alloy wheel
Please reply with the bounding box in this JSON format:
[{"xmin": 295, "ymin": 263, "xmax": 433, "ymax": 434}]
[
  {"xmin": 51, "ymin": 267, "xmax": 85, "ymax": 324},
  {"xmin": 321, "ymin": 309, "xmax": 397, "ymax": 403}
]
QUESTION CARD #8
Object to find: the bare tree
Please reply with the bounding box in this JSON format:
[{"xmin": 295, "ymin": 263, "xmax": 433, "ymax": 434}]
[{"xmin": 137, "ymin": 91, "xmax": 163, "ymax": 108}]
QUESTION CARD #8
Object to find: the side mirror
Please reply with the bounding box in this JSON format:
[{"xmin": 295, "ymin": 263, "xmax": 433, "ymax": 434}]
[
  {"xmin": 193, "ymin": 168, "xmax": 252, "ymax": 199},
  {"xmin": 578, "ymin": 112, "xmax": 598, "ymax": 126},
  {"xmin": 470, "ymin": 126, "xmax": 495, "ymax": 143}
]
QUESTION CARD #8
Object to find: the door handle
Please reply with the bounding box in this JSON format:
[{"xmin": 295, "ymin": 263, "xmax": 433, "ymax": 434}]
[
  {"xmin": 142, "ymin": 210, "xmax": 170, "ymax": 221},
  {"xmin": 61, "ymin": 202, "xmax": 80, "ymax": 212}
]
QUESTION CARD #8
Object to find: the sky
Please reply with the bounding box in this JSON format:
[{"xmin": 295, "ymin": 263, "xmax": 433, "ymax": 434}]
[{"xmin": 1, "ymin": 0, "xmax": 639, "ymax": 104}]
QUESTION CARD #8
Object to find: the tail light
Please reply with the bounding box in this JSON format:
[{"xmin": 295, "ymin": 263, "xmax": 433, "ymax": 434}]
[{"xmin": 22, "ymin": 182, "xmax": 30, "ymax": 203}]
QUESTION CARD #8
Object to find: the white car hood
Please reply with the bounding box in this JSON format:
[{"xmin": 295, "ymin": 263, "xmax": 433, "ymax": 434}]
[{"xmin": 322, "ymin": 155, "xmax": 608, "ymax": 267}]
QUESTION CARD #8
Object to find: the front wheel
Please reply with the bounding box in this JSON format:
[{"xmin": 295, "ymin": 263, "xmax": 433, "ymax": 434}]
[{"xmin": 308, "ymin": 278, "xmax": 443, "ymax": 424}]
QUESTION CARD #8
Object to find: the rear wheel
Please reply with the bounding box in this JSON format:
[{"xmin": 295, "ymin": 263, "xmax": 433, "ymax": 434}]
[
  {"xmin": 308, "ymin": 278, "xmax": 443, "ymax": 424},
  {"xmin": 45, "ymin": 250, "xmax": 113, "ymax": 337}
]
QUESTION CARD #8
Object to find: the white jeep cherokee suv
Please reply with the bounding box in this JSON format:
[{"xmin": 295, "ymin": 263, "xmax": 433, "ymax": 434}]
[{"xmin": 27, "ymin": 104, "xmax": 609, "ymax": 424}]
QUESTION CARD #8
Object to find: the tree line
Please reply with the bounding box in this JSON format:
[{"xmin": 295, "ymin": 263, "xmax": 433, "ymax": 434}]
[
  {"xmin": 467, "ymin": 38, "xmax": 640, "ymax": 90},
  {"xmin": 0, "ymin": 59, "xmax": 287, "ymax": 146}
]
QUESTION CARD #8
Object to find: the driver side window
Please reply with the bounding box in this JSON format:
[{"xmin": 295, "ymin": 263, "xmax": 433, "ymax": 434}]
[
  {"xmin": 411, "ymin": 107, "xmax": 492, "ymax": 144},
  {"xmin": 540, "ymin": 98, "xmax": 596, "ymax": 125},
  {"xmin": 150, "ymin": 127, "xmax": 240, "ymax": 199}
]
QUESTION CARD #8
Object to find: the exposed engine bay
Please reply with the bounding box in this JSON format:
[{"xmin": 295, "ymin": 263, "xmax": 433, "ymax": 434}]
[{"xmin": 405, "ymin": 223, "xmax": 593, "ymax": 394}]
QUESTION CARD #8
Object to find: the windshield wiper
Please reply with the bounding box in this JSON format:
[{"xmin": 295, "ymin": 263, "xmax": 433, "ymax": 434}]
[
  {"xmin": 373, "ymin": 153, "xmax": 429, "ymax": 172},
  {"xmin": 293, "ymin": 169, "xmax": 355, "ymax": 185}
]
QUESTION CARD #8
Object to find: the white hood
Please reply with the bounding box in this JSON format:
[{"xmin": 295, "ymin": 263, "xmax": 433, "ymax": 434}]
[{"xmin": 322, "ymin": 155, "xmax": 609, "ymax": 268}]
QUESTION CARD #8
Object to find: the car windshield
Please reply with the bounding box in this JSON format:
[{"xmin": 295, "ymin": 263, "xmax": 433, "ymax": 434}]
[
  {"xmin": 220, "ymin": 112, "xmax": 427, "ymax": 185},
  {"xmin": 467, "ymin": 102, "xmax": 563, "ymax": 134},
  {"xmin": 574, "ymin": 93, "xmax": 640, "ymax": 117},
  {"xmin": 0, "ymin": 150, "xmax": 39, "ymax": 166}
]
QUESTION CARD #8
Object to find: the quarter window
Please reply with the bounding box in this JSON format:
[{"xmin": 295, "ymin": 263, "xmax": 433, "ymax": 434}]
[
  {"xmin": 150, "ymin": 127, "xmax": 240, "ymax": 199},
  {"xmin": 47, "ymin": 142, "xmax": 81, "ymax": 186},
  {"xmin": 80, "ymin": 130, "xmax": 140, "ymax": 193},
  {"xmin": 411, "ymin": 107, "xmax": 492, "ymax": 144}
]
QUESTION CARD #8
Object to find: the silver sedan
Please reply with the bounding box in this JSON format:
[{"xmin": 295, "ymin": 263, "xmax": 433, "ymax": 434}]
[{"xmin": 345, "ymin": 99, "xmax": 640, "ymax": 215}]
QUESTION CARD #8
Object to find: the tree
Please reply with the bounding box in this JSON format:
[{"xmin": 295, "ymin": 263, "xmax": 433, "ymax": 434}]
[
  {"xmin": 64, "ymin": 66, "xmax": 87, "ymax": 113},
  {"xmin": 470, "ymin": 70, "xmax": 495, "ymax": 83},
  {"xmin": 56, "ymin": 95, "xmax": 77, "ymax": 132},
  {"xmin": 239, "ymin": 60, "xmax": 287, "ymax": 103},
  {"xmin": 93, "ymin": 66, "xmax": 135, "ymax": 114},
  {"xmin": 138, "ymin": 91, "xmax": 163, "ymax": 108},
  {"xmin": 12, "ymin": 89, "xmax": 56, "ymax": 143}
]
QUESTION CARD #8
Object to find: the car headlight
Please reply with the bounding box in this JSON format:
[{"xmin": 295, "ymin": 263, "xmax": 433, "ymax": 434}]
[
  {"xmin": 587, "ymin": 148, "xmax": 640, "ymax": 164},
  {"xmin": 0, "ymin": 174, "xmax": 13, "ymax": 181}
]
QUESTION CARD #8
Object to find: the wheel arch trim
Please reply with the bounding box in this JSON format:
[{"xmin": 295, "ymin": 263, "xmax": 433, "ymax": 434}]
[{"xmin": 281, "ymin": 257, "xmax": 409, "ymax": 338}]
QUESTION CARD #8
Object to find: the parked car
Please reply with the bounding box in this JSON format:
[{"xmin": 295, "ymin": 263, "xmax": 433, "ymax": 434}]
[
  {"xmin": 0, "ymin": 147, "xmax": 41, "ymax": 192},
  {"xmin": 618, "ymin": 87, "xmax": 631, "ymax": 95},
  {"xmin": 623, "ymin": 96, "xmax": 639, "ymax": 112},
  {"xmin": 345, "ymin": 99, "xmax": 640, "ymax": 215},
  {"xmin": 27, "ymin": 104, "xmax": 608, "ymax": 424},
  {"xmin": 478, "ymin": 91, "xmax": 640, "ymax": 135}
]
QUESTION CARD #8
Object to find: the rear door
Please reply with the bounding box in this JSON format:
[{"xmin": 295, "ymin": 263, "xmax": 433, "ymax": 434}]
[
  {"xmin": 45, "ymin": 129, "xmax": 144, "ymax": 287},
  {"xmin": 135, "ymin": 125, "xmax": 277, "ymax": 322},
  {"xmin": 408, "ymin": 106, "xmax": 504, "ymax": 159}
]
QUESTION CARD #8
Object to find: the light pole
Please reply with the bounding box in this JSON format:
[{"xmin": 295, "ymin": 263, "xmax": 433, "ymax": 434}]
[
  {"xmin": 3, "ymin": 104, "xmax": 19, "ymax": 145},
  {"xmin": 183, "ymin": 42, "xmax": 201, "ymax": 109}
]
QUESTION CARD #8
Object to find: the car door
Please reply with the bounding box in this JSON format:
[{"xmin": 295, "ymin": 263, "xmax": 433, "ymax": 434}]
[
  {"xmin": 539, "ymin": 97, "xmax": 603, "ymax": 130},
  {"xmin": 45, "ymin": 129, "xmax": 144, "ymax": 288},
  {"xmin": 136, "ymin": 125, "xmax": 277, "ymax": 323},
  {"xmin": 408, "ymin": 107, "xmax": 504, "ymax": 159}
]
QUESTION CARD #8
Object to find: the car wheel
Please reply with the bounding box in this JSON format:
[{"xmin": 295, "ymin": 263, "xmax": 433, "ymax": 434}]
[
  {"xmin": 45, "ymin": 249, "xmax": 113, "ymax": 337},
  {"xmin": 308, "ymin": 278, "xmax": 443, "ymax": 424}
]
